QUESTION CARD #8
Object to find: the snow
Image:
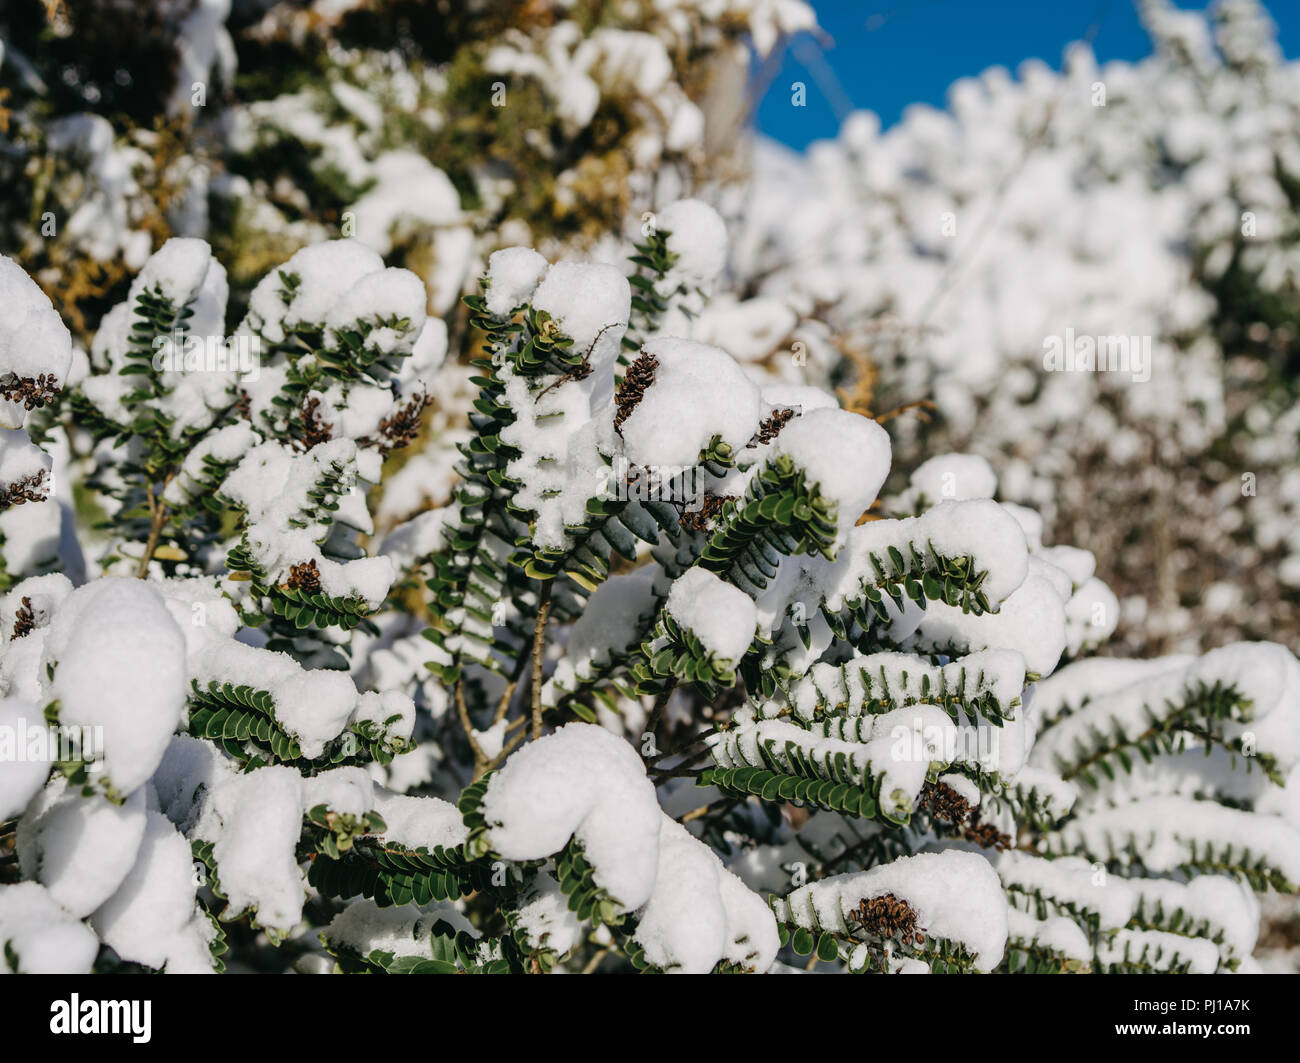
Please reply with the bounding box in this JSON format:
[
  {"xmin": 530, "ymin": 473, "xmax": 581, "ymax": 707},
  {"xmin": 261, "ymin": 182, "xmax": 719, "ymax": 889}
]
[
  {"xmin": 36, "ymin": 113, "xmax": 151, "ymax": 271},
  {"xmin": 348, "ymin": 151, "xmax": 462, "ymax": 255},
  {"xmin": 302, "ymin": 766, "xmax": 374, "ymax": 820},
  {"xmin": 43, "ymin": 579, "xmax": 188, "ymax": 795},
  {"xmin": 244, "ymin": 240, "xmax": 386, "ymax": 345},
  {"xmin": 1038, "ymin": 545, "xmax": 1096, "ymax": 586},
  {"xmin": 896, "ymin": 453, "xmax": 998, "ymax": 510},
  {"xmin": 3, "ymin": 5, "xmax": 1292, "ymax": 976},
  {"xmin": 0, "ymin": 491, "xmax": 61, "ymax": 577},
  {"xmin": 713, "ymin": 707, "xmax": 959, "ymax": 821},
  {"xmin": 737, "ymin": 0, "xmax": 817, "ymax": 56},
  {"xmin": 0, "ymin": 627, "xmax": 46, "ymax": 705},
  {"xmin": 323, "ymin": 899, "xmax": 474, "ymax": 960},
  {"xmin": 546, "ymin": 565, "xmax": 659, "ymax": 703},
  {"xmin": 760, "ymin": 383, "xmax": 840, "ymax": 416},
  {"xmin": 325, "ymin": 267, "xmax": 428, "ymax": 356},
  {"xmin": 150, "ymin": 736, "xmax": 229, "ymax": 834},
  {"xmin": 205, "ymin": 765, "xmax": 306, "ymax": 933},
  {"xmin": 91, "ymin": 810, "xmax": 217, "ymax": 973},
  {"xmin": 999, "ymin": 502, "xmax": 1045, "ymax": 550},
  {"xmin": 531, "ymin": 261, "xmax": 630, "ymax": 360},
  {"xmin": 582, "ymin": 29, "xmax": 673, "ymax": 97},
  {"xmin": 0, "ymin": 255, "xmax": 73, "ymax": 430},
  {"xmin": 1030, "ymin": 654, "xmax": 1195, "ymax": 726},
  {"xmin": 485, "ymin": 247, "xmax": 550, "ymax": 318},
  {"xmin": 0, "ymin": 572, "xmax": 71, "ymax": 643},
  {"xmin": 408, "ymin": 316, "xmax": 448, "ymax": 380},
  {"xmin": 170, "ymin": 0, "xmax": 235, "ymax": 119},
  {"xmin": 482, "ymin": 262, "xmax": 633, "ymax": 553},
  {"xmin": 351, "ymin": 690, "xmax": 416, "ymax": 745},
  {"xmin": 995, "ymin": 851, "xmax": 1134, "ymax": 930},
  {"xmin": 772, "ymin": 409, "xmax": 892, "ymax": 529},
  {"xmin": 191, "ymin": 637, "xmax": 358, "ymax": 760},
  {"xmin": 164, "ymin": 422, "xmax": 257, "ymax": 508},
  {"xmin": 619, "ymin": 337, "xmax": 762, "ymax": 468},
  {"xmin": 219, "ymin": 439, "xmax": 396, "ymax": 609},
  {"xmin": 514, "ymin": 873, "xmax": 584, "ymax": 958},
  {"xmin": 479, "ymin": 723, "xmax": 661, "ymax": 911},
  {"xmin": 938, "ymin": 772, "xmax": 981, "ymax": 809},
  {"xmin": 819, "ymin": 498, "xmax": 1030, "ymax": 620},
  {"xmin": 0, "ymin": 882, "xmax": 98, "ymax": 974},
  {"xmin": 691, "ymin": 296, "xmax": 800, "ymax": 363},
  {"xmin": 1005, "ymin": 906, "xmax": 1091, "ymax": 965},
  {"xmin": 1030, "ymin": 641, "xmax": 1300, "ymax": 776},
  {"xmin": 498, "ymin": 364, "xmax": 613, "ymax": 551},
  {"xmin": 664, "ymin": 567, "xmax": 756, "ymax": 663},
  {"xmin": 0, "ymin": 427, "xmax": 50, "ymax": 498},
  {"xmin": 900, "ymin": 573, "xmax": 1065, "ymax": 678},
  {"xmin": 1096, "ymin": 927, "xmax": 1220, "ymax": 974},
  {"xmin": 0, "ymin": 698, "xmax": 53, "ymax": 819},
  {"xmin": 1063, "ymin": 576, "xmax": 1120, "ymax": 655},
  {"xmin": 773, "ymin": 849, "xmax": 1008, "ymax": 971},
  {"xmin": 129, "ymin": 237, "xmax": 213, "ymax": 311},
  {"xmin": 0, "ymin": 428, "xmax": 51, "ymax": 492},
  {"xmin": 654, "ymin": 198, "xmax": 729, "ymax": 291},
  {"xmin": 785, "ymin": 648, "xmax": 1026, "ymax": 725},
  {"xmin": 998, "ymin": 766, "xmax": 1079, "ymax": 821},
  {"xmin": 1024, "ymin": 556, "xmax": 1071, "ymax": 603},
  {"xmin": 154, "ymin": 576, "xmax": 242, "ymax": 658},
  {"xmin": 370, "ymin": 787, "xmax": 467, "ymax": 852},
  {"xmin": 1050, "ymin": 795, "xmax": 1300, "ymax": 886},
  {"xmin": 1128, "ymin": 875, "xmax": 1259, "ymax": 961},
  {"xmin": 634, "ymin": 815, "xmax": 778, "ymax": 973},
  {"xmin": 17, "ymin": 779, "xmax": 148, "ymax": 918},
  {"xmin": 152, "ymin": 744, "xmax": 312, "ymax": 935}
]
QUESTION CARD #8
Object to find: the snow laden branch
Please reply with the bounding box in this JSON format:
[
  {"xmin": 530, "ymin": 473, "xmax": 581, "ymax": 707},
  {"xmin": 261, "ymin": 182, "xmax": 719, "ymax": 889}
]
[{"xmin": 1, "ymin": 188, "xmax": 1297, "ymax": 975}]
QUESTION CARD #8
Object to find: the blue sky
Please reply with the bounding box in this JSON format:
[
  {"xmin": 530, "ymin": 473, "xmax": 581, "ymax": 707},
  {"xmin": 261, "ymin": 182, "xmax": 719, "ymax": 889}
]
[{"xmin": 756, "ymin": 0, "xmax": 1300, "ymax": 149}]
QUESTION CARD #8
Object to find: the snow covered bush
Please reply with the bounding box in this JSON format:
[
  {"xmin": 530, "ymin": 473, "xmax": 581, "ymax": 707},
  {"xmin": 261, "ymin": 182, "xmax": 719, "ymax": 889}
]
[
  {"xmin": 0, "ymin": 0, "xmax": 814, "ymax": 345},
  {"xmin": 0, "ymin": 0, "xmax": 234, "ymax": 338},
  {"xmin": 211, "ymin": 0, "xmax": 815, "ymax": 330},
  {"xmin": 2, "ymin": 195, "xmax": 1297, "ymax": 974},
  {"xmin": 732, "ymin": 0, "xmax": 1300, "ymax": 658}
]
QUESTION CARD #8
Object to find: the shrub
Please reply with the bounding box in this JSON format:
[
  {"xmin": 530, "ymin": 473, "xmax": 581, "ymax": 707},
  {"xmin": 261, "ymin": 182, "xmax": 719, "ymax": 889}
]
[{"xmin": 1, "ymin": 200, "xmax": 1296, "ymax": 973}]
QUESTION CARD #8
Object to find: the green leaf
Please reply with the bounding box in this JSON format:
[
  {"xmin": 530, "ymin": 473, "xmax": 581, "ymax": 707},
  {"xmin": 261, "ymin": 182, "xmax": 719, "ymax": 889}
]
[{"xmin": 816, "ymin": 933, "xmax": 839, "ymax": 963}]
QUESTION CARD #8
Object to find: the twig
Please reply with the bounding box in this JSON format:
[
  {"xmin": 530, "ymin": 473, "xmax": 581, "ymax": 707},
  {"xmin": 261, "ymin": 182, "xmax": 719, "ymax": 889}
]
[
  {"xmin": 136, "ymin": 475, "xmax": 173, "ymax": 578},
  {"xmin": 492, "ymin": 680, "xmax": 518, "ymax": 726},
  {"xmin": 872, "ymin": 398, "xmax": 935, "ymax": 426},
  {"xmin": 643, "ymin": 683, "xmax": 676, "ymax": 743},
  {"xmin": 530, "ymin": 580, "xmax": 553, "ymax": 740},
  {"xmin": 646, "ymin": 728, "xmax": 716, "ymax": 766},
  {"xmin": 649, "ymin": 758, "xmax": 708, "ymax": 785},
  {"xmin": 455, "ymin": 680, "xmax": 490, "ymax": 779},
  {"xmin": 677, "ymin": 797, "xmax": 736, "ymax": 824},
  {"xmin": 493, "ymin": 630, "xmax": 537, "ymax": 729},
  {"xmin": 495, "ymin": 729, "xmax": 527, "ymax": 765},
  {"xmin": 536, "ymin": 323, "xmax": 621, "ymax": 400}
]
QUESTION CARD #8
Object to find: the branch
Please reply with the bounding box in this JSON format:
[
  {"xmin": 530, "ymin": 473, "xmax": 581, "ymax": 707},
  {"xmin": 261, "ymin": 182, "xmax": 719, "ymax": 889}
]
[
  {"xmin": 456, "ymin": 680, "xmax": 489, "ymax": 779},
  {"xmin": 643, "ymin": 682, "xmax": 677, "ymax": 741},
  {"xmin": 136, "ymin": 475, "xmax": 173, "ymax": 578},
  {"xmin": 530, "ymin": 580, "xmax": 553, "ymax": 740}
]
